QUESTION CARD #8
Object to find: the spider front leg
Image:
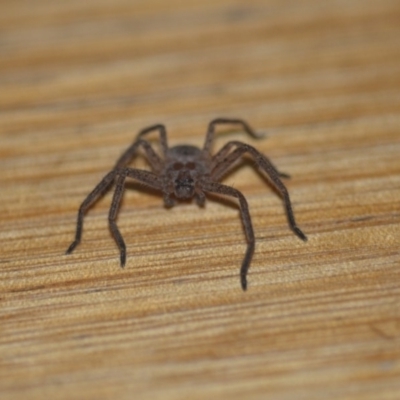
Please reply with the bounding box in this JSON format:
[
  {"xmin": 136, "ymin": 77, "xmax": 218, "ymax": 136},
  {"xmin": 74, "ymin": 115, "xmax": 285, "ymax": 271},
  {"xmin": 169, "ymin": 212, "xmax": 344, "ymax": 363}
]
[
  {"xmin": 66, "ymin": 170, "xmax": 118, "ymax": 255},
  {"xmin": 108, "ymin": 172, "xmax": 127, "ymax": 266},
  {"xmin": 107, "ymin": 168, "xmax": 162, "ymax": 266},
  {"xmin": 211, "ymin": 141, "xmax": 290, "ymax": 178},
  {"xmin": 66, "ymin": 167, "xmax": 162, "ymax": 264},
  {"xmin": 203, "ymin": 181, "xmax": 255, "ymax": 290},
  {"xmin": 211, "ymin": 141, "xmax": 307, "ymax": 242}
]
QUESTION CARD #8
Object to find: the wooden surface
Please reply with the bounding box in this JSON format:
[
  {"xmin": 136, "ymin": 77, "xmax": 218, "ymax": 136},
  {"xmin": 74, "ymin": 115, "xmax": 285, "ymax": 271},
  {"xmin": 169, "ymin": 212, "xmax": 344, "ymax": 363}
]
[{"xmin": 1, "ymin": 1, "xmax": 400, "ymax": 399}]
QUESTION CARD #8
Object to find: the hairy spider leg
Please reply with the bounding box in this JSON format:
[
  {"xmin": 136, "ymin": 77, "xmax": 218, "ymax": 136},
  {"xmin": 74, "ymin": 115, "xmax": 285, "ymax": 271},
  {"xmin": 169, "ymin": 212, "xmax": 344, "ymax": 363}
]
[
  {"xmin": 114, "ymin": 124, "xmax": 168, "ymax": 171},
  {"xmin": 108, "ymin": 168, "xmax": 162, "ymax": 266},
  {"xmin": 203, "ymin": 181, "xmax": 255, "ymax": 290},
  {"xmin": 66, "ymin": 170, "xmax": 117, "ymax": 255},
  {"xmin": 203, "ymin": 117, "xmax": 265, "ymax": 154},
  {"xmin": 136, "ymin": 124, "xmax": 169, "ymax": 157},
  {"xmin": 210, "ymin": 141, "xmax": 290, "ymax": 179},
  {"xmin": 108, "ymin": 172, "xmax": 127, "ymax": 265},
  {"xmin": 114, "ymin": 138, "xmax": 163, "ymax": 172},
  {"xmin": 66, "ymin": 137, "xmax": 162, "ymax": 255},
  {"xmin": 115, "ymin": 124, "xmax": 168, "ymax": 171},
  {"xmin": 210, "ymin": 141, "xmax": 307, "ymax": 242}
]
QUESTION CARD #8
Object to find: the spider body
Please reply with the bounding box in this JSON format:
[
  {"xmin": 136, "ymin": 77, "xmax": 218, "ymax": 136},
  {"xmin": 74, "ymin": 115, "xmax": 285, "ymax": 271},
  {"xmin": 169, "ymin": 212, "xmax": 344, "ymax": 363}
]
[
  {"xmin": 164, "ymin": 145, "xmax": 206, "ymax": 201},
  {"xmin": 66, "ymin": 118, "xmax": 307, "ymax": 290}
]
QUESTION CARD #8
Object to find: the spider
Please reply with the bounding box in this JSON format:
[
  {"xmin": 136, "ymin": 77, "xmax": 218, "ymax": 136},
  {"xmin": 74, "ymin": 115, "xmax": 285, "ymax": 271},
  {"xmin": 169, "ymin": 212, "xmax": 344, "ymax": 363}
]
[{"xmin": 66, "ymin": 118, "xmax": 307, "ymax": 290}]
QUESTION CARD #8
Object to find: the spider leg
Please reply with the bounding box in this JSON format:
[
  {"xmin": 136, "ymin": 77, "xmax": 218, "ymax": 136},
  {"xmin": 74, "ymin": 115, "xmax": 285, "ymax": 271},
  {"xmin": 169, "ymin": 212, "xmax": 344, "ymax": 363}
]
[
  {"xmin": 209, "ymin": 142, "xmax": 234, "ymax": 170},
  {"xmin": 66, "ymin": 170, "xmax": 118, "ymax": 255},
  {"xmin": 211, "ymin": 141, "xmax": 289, "ymax": 179},
  {"xmin": 211, "ymin": 141, "xmax": 307, "ymax": 242},
  {"xmin": 67, "ymin": 135, "xmax": 163, "ymax": 256},
  {"xmin": 108, "ymin": 168, "xmax": 162, "ymax": 266},
  {"xmin": 113, "ymin": 124, "xmax": 168, "ymax": 171},
  {"xmin": 203, "ymin": 118, "xmax": 265, "ymax": 154},
  {"xmin": 136, "ymin": 124, "xmax": 169, "ymax": 157},
  {"xmin": 109, "ymin": 172, "xmax": 127, "ymax": 265},
  {"xmin": 203, "ymin": 181, "xmax": 255, "ymax": 290},
  {"xmin": 114, "ymin": 138, "xmax": 163, "ymax": 172},
  {"xmin": 66, "ymin": 167, "xmax": 162, "ymax": 261}
]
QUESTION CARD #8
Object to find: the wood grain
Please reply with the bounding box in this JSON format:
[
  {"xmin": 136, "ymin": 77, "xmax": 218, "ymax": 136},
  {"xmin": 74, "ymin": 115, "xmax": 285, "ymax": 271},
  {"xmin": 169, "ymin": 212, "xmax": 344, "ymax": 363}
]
[{"xmin": 1, "ymin": 1, "xmax": 400, "ymax": 399}]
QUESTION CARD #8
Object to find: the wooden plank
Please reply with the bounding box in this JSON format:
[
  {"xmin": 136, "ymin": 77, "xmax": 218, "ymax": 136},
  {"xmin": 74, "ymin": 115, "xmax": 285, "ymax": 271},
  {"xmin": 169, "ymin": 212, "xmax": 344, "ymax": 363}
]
[{"xmin": 1, "ymin": 1, "xmax": 399, "ymax": 399}]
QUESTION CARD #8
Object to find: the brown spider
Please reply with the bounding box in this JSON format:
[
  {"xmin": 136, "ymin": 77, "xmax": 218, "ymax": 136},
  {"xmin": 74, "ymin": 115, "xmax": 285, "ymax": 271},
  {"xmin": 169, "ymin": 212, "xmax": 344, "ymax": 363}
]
[{"xmin": 66, "ymin": 118, "xmax": 307, "ymax": 290}]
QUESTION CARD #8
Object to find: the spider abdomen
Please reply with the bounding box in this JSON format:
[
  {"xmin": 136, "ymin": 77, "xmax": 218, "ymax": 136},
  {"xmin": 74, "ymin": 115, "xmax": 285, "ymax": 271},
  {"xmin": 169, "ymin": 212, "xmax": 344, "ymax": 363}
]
[{"xmin": 168, "ymin": 144, "xmax": 202, "ymax": 158}]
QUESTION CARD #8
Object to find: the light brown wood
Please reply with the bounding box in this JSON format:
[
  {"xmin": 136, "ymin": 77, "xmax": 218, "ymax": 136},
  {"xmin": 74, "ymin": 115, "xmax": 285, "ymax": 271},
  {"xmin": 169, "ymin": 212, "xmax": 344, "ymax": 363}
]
[{"xmin": 1, "ymin": 1, "xmax": 400, "ymax": 399}]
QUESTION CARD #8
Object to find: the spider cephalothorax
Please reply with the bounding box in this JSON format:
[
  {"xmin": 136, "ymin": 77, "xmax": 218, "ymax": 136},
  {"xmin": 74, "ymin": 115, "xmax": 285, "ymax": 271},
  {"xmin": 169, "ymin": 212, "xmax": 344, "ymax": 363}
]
[{"xmin": 66, "ymin": 118, "xmax": 307, "ymax": 290}]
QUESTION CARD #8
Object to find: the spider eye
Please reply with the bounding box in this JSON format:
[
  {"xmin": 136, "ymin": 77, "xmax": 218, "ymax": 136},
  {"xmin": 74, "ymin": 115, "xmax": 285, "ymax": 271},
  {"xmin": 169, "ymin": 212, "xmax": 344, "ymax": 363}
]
[
  {"xmin": 186, "ymin": 162, "xmax": 196, "ymax": 170},
  {"xmin": 173, "ymin": 162, "xmax": 184, "ymax": 170}
]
